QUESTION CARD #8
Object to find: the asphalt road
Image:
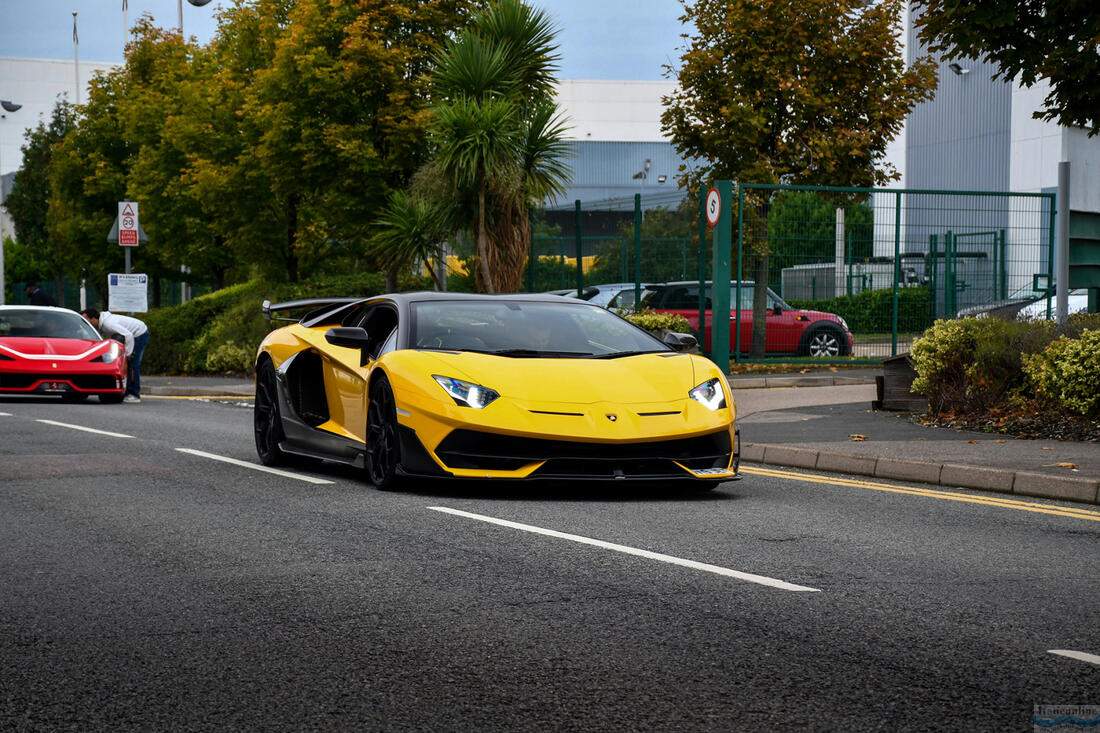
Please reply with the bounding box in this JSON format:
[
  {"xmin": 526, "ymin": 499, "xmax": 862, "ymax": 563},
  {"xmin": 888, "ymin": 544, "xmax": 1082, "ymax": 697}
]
[{"xmin": 2, "ymin": 395, "xmax": 1098, "ymax": 731}]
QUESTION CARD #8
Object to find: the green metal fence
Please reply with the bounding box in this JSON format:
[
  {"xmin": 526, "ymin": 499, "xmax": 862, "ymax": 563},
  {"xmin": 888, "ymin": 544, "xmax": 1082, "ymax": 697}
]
[
  {"xmin": 735, "ymin": 184, "xmax": 1056, "ymax": 362},
  {"xmin": 529, "ymin": 185, "xmax": 1057, "ymax": 368}
]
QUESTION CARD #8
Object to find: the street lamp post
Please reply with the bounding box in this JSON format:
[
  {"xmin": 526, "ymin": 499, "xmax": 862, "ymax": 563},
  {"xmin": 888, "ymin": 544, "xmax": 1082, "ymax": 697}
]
[{"xmin": 0, "ymin": 99, "xmax": 23, "ymax": 306}]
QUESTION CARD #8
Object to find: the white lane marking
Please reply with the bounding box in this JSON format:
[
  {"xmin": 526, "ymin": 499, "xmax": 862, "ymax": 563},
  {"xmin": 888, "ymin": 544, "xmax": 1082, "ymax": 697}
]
[
  {"xmin": 175, "ymin": 448, "xmax": 335, "ymax": 485},
  {"xmin": 35, "ymin": 419, "xmax": 133, "ymax": 439},
  {"xmin": 1048, "ymin": 649, "xmax": 1100, "ymax": 667},
  {"xmin": 0, "ymin": 412, "xmax": 12, "ymax": 416},
  {"xmin": 428, "ymin": 506, "xmax": 821, "ymax": 592}
]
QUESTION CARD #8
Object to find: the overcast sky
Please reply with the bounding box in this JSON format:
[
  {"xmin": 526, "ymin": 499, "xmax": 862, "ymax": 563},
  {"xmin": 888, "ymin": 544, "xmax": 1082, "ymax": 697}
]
[{"xmin": 0, "ymin": 0, "xmax": 689, "ymax": 81}]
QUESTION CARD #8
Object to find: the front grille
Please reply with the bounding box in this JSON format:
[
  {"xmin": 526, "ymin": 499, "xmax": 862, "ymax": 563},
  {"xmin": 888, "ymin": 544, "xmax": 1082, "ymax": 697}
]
[
  {"xmin": 0, "ymin": 373, "xmax": 117, "ymax": 390},
  {"xmin": 434, "ymin": 428, "xmax": 732, "ymax": 476}
]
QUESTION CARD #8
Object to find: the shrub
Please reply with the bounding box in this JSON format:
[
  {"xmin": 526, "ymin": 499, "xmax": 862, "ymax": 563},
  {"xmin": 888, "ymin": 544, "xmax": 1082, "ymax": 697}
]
[
  {"xmin": 788, "ymin": 286, "xmax": 932, "ymax": 334},
  {"xmin": 1023, "ymin": 329, "xmax": 1100, "ymax": 415},
  {"xmin": 142, "ymin": 271, "xmax": 408, "ymax": 375},
  {"xmin": 910, "ymin": 316, "xmax": 1055, "ymax": 413},
  {"xmin": 625, "ymin": 310, "xmax": 692, "ymax": 334},
  {"xmin": 204, "ymin": 341, "xmax": 254, "ymax": 374}
]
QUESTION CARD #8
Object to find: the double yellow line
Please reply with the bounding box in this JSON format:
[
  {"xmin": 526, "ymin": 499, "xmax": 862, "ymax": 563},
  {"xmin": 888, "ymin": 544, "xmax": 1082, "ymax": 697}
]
[{"xmin": 742, "ymin": 466, "xmax": 1100, "ymax": 522}]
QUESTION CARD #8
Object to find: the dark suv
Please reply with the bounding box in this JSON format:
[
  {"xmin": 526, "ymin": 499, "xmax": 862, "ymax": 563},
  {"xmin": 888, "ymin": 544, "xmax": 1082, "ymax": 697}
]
[{"xmin": 627, "ymin": 280, "xmax": 853, "ymax": 357}]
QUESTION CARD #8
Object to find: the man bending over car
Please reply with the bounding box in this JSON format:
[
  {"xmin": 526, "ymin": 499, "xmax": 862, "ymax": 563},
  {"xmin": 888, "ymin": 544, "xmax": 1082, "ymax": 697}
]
[{"xmin": 81, "ymin": 308, "xmax": 149, "ymax": 404}]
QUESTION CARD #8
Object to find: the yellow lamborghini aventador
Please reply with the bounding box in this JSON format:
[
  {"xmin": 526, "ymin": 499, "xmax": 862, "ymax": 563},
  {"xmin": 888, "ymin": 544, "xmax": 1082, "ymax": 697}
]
[{"xmin": 254, "ymin": 293, "xmax": 740, "ymax": 490}]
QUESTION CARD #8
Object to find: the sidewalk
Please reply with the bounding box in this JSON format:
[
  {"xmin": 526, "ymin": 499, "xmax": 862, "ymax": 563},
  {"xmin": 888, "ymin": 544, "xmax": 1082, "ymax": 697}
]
[{"xmin": 142, "ymin": 370, "xmax": 1100, "ymax": 506}]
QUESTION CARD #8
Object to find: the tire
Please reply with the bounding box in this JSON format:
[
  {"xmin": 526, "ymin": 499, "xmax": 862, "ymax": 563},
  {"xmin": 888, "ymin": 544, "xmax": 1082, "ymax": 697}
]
[
  {"xmin": 62, "ymin": 393, "xmax": 89, "ymax": 402},
  {"xmin": 802, "ymin": 326, "xmax": 847, "ymax": 357},
  {"xmin": 365, "ymin": 374, "xmax": 402, "ymax": 491},
  {"xmin": 254, "ymin": 359, "xmax": 288, "ymax": 466},
  {"xmin": 99, "ymin": 393, "xmax": 125, "ymax": 404}
]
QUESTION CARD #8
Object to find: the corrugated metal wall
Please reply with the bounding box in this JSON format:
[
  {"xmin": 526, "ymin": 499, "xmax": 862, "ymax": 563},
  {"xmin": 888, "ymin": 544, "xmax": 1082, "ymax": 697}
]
[{"xmin": 543, "ymin": 140, "xmax": 695, "ymax": 211}]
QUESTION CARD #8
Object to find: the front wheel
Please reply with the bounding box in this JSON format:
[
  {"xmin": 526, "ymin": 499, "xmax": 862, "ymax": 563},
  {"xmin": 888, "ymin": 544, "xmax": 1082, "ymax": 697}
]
[
  {"xmin": 802, "ymin": 326, "xmax": 847, "ymax": 357},
  {"xmin": 254, "ymin": 359, "xmax": 287, "ymax": 466},
  {"xmin": 365, "ymin": 375, "xmax": 402, "ymax": 491}
]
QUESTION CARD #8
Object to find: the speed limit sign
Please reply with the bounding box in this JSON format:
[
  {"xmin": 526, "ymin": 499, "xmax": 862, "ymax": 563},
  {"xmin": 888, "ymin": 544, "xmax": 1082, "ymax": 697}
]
[{"xmin": 705, "ymin": 187, "xmax": 721, "ymax": 226}]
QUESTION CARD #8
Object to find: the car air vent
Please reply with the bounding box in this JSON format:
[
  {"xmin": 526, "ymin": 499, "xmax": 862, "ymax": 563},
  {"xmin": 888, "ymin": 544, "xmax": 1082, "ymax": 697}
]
[
  {"xmin": 529, "ymin": 410, "xmax": 584, "ymax": 416},
  {"xmin": 637, "ymin": 411, "xmax": 681, "ymax": 417}
]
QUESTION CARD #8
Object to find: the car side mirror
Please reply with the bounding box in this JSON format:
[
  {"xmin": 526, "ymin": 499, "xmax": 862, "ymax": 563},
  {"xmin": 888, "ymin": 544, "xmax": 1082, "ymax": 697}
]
[
  {"xmin": 325, "ymin": 327, "xmax": 372, "ymax": 366},
  {"xmin": 662, "ymin": 330, "xmax": 698, "ymax": 352},
  {"xmin": 772, "ymin": 304, "xmax": 783, "ymax": 315}
]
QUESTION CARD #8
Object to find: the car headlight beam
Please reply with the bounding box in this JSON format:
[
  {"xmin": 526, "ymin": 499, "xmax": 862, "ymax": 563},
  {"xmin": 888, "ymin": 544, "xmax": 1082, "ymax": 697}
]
[
  {"xmin": 433, "ymin": 375, "xmax": 500, "ymax": 409},
  {"xmin": 689, "ymin": 377, "xmax": 727, "ymax": 411}
]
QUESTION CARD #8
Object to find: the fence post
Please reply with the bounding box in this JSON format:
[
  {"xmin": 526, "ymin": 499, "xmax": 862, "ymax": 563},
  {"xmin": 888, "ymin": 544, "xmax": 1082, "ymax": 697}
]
[
  {"xmin": 527, "ymin": 210, "xmax": 535, "ymax": 293},
  {"xmin": 835, "ymin": 207, "xmax": 845, "ymax": 298},
  {"xmin": 892, "ymin": 191, "xmax": 901, "ymax": 356},
  {"xmin": 574, "ymin": 200, "xmax": 583, "ymax": 297},
  {"xmin": 928, "ymin": 234, "xmax": 938, "ymax": 319},
  {"xmin": 1056, "ymin": 161, "xmax": 1070, "ymax": 324},
  {"xmin": 633, "ymin": 194, "xmax": 642, "ymax": 305},
  {"xmin": 945, "ymin": 230, "xmax": 956, "ymax": 316},
  {"xmin": 697, "ymin": 184, "xmax": 707, "ymax": 349}
]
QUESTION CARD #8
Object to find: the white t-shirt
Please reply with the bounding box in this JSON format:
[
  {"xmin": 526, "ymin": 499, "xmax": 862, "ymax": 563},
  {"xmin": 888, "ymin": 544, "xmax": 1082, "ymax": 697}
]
[{"xmin": 97, "ymin": 312, "xmax": 148, "ymax": 356}]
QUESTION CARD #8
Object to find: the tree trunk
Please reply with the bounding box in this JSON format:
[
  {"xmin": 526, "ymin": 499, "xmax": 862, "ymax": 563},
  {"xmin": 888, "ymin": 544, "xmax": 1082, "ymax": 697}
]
[
  {"xmin": 476, "ymin": 179, "xmax": 496, "ymax": 294},
  {"xmin": 751, "ymin": 253, "xmax": 769, "ymax": 358}
]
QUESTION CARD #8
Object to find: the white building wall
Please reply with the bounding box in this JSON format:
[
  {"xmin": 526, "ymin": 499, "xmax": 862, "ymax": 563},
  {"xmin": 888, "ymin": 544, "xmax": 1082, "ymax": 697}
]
[
  {"xmin": 553, "ymin": 80, "xmax": 677, "ymax": 142},
  {"xmin": 1, "ymin": 57, "xmax": 121, "ymax": 176}
]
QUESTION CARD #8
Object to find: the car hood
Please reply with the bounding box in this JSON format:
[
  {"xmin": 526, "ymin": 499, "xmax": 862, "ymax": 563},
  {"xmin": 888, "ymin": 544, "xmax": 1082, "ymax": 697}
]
[
  {"xmin": 415, "ymin": 350, "xmax": 702, "ymax": 404},
  {"xmin": 0, "ymin": 337, "xmax": 104, "ymax": 359}
]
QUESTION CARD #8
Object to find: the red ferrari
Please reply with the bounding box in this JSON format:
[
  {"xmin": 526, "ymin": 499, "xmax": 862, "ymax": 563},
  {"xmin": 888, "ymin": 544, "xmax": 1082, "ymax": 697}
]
[{"xmin": 0, "ymin": 306, "xmax": 128, "ymax": 403}]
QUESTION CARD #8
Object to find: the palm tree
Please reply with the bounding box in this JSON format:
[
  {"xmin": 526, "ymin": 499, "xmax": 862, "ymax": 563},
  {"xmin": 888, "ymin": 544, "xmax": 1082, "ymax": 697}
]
[
  {"xmin": 369, "ymin": 190, "xmax": 450, "ymax": 291},
  {"xmin": 428, "ymin": 0, "xmax": 571, "ymax": 294}
]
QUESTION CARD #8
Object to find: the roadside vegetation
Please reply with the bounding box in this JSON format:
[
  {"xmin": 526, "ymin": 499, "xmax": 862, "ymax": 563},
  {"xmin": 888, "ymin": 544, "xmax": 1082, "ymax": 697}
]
[{"xmin": 909, "ymin": 314, "xmax": 1100, "ymax": 441}]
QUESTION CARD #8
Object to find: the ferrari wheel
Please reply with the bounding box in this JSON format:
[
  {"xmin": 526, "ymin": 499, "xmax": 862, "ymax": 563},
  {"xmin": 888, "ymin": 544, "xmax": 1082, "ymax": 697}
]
[
  {"xmin": 366, "ymin": 375, "xmax": 402, "ymax": 491},
  {"xmin": 62, "ymin": 393, "xmax": 89, "ymax": 402},
  {"xmin": 100, "ymin": 393, "xmax": 125, "ymax": 404},
  {"xmin": 254, "ymin": 360, "xmax": 287, "ymax": 466}
]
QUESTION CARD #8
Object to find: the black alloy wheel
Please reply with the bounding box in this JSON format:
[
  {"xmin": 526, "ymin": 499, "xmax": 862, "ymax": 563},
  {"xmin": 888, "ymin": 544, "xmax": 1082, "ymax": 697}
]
[
  {"xmin": 61, "ymin": 393, "xmax": 89, "ymax": 402},
  {"xmin": 804, "ymin": 327, "xmax": 846, "ymax": 357},
  {"xmin": 365, "ymin": 374, "xmax": 402, "ymax": 490},
  {"xmin": 254, "ymin": 360, "xmax": 287, "ymax": 466}
]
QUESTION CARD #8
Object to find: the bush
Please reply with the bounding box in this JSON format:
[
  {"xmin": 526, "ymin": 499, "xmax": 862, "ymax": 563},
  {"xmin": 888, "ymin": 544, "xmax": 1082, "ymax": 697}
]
[
  {"xmin": 910, "ymin": 317, "xmax": 1055, "ymax": 413},
  {"xmin": 1023, "ymin": 329, "xmax": 1100, "ymax": 415},
  {"xmin": 142, "ymin": 271, "xmax": 415, "ymax": 375},
  {"xmin": 624, "ymin": 310, "xmax": 692, "ymax": 334},
  {"xmin": 788, "ymin": 286, "xmax": 933, "ymax": 334}
]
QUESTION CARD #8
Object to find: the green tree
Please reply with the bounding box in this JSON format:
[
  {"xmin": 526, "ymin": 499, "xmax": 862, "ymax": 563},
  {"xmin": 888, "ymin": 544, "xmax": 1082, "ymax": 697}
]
[
  {"xmin": 370, "ymin": 189, "xmax": 449, "ymax": 290},
  {"xmin": 428, "ymin": 0, "xmax": 570, "ymax": 294},
  {"xmin": 914, "ymin": 0, "xmax": 1100, "ymax": 136},
  {"xmin": 47, "ymin": 68, "xmax": 133, "ymax": 308},
  {"xmin": 5, "ymin": 99, "xmax": 76, "ymax": 300},
  {"xmin": 662, "ymin": 0, "xmax": 936, "ymax": 356},
  {"xmin": 240, "ymin": 0, "xmax": 478, "ymax": 283}
]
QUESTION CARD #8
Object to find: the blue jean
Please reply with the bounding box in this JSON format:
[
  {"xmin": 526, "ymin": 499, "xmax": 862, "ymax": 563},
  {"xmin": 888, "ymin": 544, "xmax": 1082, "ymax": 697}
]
[{"xmin": 127, "ymin": 331, "xmax": 149, "ymax": 398}]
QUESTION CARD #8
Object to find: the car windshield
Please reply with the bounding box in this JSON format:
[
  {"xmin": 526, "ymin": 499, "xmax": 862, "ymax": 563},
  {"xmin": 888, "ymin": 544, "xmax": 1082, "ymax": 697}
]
[
  {"xmin": 0, "ymin": 309, "xmax": 101, "ymax": 340},
  {"xmin": 410, "ymin": 300, "xmax": 670, "ymax": 358}
]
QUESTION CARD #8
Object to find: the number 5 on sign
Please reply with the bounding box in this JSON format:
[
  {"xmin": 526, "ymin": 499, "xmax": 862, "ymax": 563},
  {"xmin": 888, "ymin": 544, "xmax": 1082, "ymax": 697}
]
[{"xmin": 705, "ymin": 187, "xmax": 721, "ymax": 227}]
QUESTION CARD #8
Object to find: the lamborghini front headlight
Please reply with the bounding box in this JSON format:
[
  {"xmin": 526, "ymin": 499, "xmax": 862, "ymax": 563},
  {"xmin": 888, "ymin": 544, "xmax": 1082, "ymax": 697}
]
[
  {"xmin": 688, "ymin": 377, "xmax": 727, "ymax": 411},
  {"xmin": 433, "ymin": 375, "xmax": 500, "ymax": 409}
]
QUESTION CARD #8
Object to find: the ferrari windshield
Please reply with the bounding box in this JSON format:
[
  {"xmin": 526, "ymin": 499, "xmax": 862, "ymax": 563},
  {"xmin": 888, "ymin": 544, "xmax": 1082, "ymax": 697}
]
[
  {"xmin": 0, "ymin": 308, "xmax": 102, "ymax": 340},
  {"xmin": 411, "ymin": 300, "xmax": 670, "ymax": 357}
]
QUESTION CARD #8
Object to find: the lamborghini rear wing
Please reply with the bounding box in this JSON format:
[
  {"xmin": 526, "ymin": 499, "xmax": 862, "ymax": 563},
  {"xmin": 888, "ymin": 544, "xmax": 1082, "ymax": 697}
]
[{"xmin": 262, "ymin": 297, "xmax": 364, "ymax": 323}]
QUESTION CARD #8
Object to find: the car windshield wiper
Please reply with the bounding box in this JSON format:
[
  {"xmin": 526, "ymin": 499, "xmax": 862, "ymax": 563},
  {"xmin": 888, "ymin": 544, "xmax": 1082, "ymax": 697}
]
[
  {"xmin": 489, "ymin": 348, "xmax": 594, "ymax": 358},
  {"xmin": 589, "ymin": 349, "xmax": 665, "ymax": 359}
]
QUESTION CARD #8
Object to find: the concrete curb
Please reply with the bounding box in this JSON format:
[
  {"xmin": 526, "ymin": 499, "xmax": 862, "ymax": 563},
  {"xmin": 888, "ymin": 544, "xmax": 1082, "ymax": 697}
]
[
  {"xmin": 744, "ymin": 443, "xmax": 1100, "ymax": 506},
  {"xmin": 727, "ymin": 375, "xmax": 876, "ymax": 390}
]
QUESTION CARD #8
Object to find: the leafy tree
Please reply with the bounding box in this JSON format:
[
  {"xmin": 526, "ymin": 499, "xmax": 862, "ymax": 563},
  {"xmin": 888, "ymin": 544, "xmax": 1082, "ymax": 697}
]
[
  {"xmin": 767, "ymin": 190, "xmax": 873, "ymax": 287},
  {"xmin": 240, "ymin": 0, "xmax": 478, "ymax": 283},
  {"xmin": 428, "ymin": 0, "xmax": 570, "ymax": 293},
  {"xmin": 47, "ymin": 69, "xmax": 133, "ymax": 308},
  {"xmin": 914, "ymin": 0, "xmax": 1100, "ymax": 136},
  {"xmin": 662, "ymin": 0, "xmax": 936, "ymax": 355},
  {"xmin": 5, "ymin": 99, "xmax": 76, "ymax": 300}
]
